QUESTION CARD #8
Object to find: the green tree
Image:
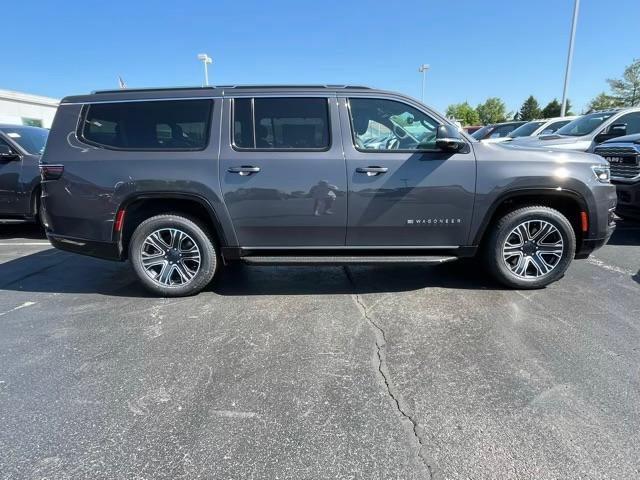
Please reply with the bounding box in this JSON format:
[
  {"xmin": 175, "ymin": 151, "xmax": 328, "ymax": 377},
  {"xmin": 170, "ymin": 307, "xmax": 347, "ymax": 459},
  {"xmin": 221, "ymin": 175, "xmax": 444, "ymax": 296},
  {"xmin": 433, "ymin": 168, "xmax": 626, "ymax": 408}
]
[
  {"xmin": 518, "ymin": 95, "xmax": 542, "ymax": 121},
  {"xmin": 607, "ymin": 58, "xmax": 640, "ymax": 106},
  {"xmin": 540, "ymin": 98, "xmax": 573, "ymax": 117},
  {"xmin": 586, "ymin": 92, "xmax": 623, "ymax": 113},
  {"xmin": 445, "ymin": 102, "xmax": 480, "ymax": 126},
  {"xmin": 476, "ymin": 97, "xmax": 507, "ymax": 124}
]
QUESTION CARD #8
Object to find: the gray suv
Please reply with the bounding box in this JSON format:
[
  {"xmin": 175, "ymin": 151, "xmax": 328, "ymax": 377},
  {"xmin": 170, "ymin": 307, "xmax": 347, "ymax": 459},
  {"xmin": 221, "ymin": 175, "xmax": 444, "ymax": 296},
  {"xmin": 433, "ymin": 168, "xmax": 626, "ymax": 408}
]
[{"xmin": 40, "ymin": 85, "xmax": 616, "ymax": 296}]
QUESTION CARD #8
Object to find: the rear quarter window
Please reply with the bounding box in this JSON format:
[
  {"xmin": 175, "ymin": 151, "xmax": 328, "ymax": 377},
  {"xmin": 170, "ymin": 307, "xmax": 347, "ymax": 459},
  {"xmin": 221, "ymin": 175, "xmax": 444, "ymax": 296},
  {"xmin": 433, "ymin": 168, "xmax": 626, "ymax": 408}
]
[{"xmin": 79, "ymin": 99, "xmax": 213, "ymax": 151}]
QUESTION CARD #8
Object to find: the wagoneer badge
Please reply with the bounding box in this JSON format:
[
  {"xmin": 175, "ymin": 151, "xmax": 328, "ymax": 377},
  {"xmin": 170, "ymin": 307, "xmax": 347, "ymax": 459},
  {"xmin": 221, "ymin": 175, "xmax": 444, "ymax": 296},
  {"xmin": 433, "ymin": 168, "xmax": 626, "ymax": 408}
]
[{"xmin": 407, "ymin": 218, "xmax": 462, "ymax": 225}]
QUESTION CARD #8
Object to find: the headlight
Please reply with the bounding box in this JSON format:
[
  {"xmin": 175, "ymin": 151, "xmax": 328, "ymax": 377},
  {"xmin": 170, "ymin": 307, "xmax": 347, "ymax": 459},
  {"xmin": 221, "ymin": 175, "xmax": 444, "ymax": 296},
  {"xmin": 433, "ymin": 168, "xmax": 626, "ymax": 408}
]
[{"xmin": 592, "ymin": 165, "xmax": 610, "ymax": 183}]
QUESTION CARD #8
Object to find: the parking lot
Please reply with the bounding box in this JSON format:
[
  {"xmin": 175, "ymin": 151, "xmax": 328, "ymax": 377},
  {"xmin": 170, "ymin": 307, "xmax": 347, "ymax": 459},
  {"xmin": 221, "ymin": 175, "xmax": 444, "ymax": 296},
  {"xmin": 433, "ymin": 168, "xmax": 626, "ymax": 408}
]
[{"xmin": 0, "ymin": 221, "xmax": 638, "ymax": 479}]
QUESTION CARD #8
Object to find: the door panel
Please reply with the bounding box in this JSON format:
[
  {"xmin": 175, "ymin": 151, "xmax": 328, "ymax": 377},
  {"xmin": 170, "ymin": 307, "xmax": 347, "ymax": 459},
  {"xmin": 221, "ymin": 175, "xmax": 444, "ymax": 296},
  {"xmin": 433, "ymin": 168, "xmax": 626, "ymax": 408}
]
[
  {"xmin": 340, "ymin": 97, "xmax": 476, "ymax": 247},
  {"xmin": 0, "ymin": 137, "xmax": 21, "ymax": 215},
  {"xmin": 220, "ymin": 96, "xmax": 347, "ymax": 247}
]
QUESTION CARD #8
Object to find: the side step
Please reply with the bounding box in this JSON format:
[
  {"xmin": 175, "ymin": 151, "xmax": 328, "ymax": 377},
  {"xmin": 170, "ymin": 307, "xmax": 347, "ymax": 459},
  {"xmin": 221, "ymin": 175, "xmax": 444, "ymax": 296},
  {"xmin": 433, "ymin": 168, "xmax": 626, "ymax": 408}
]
[
  {"xmin": 0, "ymin": 218, "xmax": 30, "ymax": 225},
  {"xmin": 240, "ymin": 255, "xmax": 458, "ymax": 266}
]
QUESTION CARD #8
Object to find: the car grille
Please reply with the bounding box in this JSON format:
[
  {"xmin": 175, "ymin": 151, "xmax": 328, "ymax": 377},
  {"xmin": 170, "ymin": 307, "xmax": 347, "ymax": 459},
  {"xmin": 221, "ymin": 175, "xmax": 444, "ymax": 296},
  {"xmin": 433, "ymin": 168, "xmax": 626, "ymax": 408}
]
[{"xmin": 593, "ymin": 146, "xmax": 640, "ymax": 179}]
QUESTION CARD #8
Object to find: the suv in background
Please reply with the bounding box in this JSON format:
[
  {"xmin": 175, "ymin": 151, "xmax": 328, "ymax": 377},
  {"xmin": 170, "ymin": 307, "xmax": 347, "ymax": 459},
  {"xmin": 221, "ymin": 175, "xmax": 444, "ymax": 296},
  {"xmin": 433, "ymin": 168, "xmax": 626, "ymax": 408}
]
[
  {"xmin": 513, "ymin": 107, "xmax": 640, "ymax": 152},
  {"xmin": 594, "ymin": 133, "xmax": 640, "ymax": 220},
  {"xmin": 41, "ymin": 85, "xmax": 616, "ymax": 296},
  {"xmin": 471, "ymin": 121, "xmax": 527, "ymax": 141},
  {"xmin": 0, "ymin": 124, "xmax": 49, "ymax": 224}
]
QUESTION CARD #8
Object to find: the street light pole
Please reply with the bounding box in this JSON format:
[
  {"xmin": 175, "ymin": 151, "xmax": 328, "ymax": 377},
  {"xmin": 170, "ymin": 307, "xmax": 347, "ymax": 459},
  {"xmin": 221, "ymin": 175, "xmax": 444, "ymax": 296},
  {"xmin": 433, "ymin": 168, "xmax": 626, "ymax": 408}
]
[
  {"xmin": 197, "ymin": 53, "xmax": 213, "ymax": 86},
  {"xmin": 418, "ymin": 64, "xmax": 430, "ymax": 102},
  {"xmin": 561, "ymin": 0, "xmax": 580, "ymax": 116}
]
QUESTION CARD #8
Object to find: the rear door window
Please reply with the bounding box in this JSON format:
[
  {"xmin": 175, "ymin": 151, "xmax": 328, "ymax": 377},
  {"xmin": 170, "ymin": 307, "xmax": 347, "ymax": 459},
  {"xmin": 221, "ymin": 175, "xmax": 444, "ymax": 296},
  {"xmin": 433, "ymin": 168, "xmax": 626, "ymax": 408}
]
[
  {"xmin": 232, "ymin": 98, "xmax": 330, "ymax": 150},
  {"xmin": 80, "ymin": 99, "xmax": 213, "ymax": 150}
]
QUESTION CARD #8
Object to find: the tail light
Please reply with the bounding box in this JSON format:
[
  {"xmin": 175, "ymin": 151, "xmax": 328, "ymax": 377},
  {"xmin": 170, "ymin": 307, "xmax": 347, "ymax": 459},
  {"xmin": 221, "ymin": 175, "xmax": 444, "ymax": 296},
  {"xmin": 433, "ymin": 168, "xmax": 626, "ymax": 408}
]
[{"xmin": 39, "ymin": 164, "xmax": 64, "ymax": 180}]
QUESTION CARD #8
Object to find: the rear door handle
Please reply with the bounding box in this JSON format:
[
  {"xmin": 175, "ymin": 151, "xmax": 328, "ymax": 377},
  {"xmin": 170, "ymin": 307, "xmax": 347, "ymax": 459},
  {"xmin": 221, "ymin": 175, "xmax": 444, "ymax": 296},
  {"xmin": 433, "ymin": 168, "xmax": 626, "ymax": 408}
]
[
  {"xmin": 228, "ymin": 165, "xmax": 261, "ymax": 176},
  {"xmin": 356, "ymin": 166, "xmax": 388, "ymax": 176}
]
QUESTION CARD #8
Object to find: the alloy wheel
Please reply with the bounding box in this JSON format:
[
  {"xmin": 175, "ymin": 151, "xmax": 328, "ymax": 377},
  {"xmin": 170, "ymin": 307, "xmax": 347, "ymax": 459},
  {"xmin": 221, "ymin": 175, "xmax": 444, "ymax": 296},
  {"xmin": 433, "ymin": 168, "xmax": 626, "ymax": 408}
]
[
  {"xmin": 502, "ymin": 220, "xmax": 564, "ymax": 279},
  {"xmin": 140, "ymin": 228, "xmax": 201, "ymax": 286}
]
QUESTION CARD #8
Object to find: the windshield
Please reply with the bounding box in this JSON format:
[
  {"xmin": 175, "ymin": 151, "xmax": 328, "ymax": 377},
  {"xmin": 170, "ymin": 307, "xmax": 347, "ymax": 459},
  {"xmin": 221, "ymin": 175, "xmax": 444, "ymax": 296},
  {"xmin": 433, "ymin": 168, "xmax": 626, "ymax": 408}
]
[
  {"xmin": 471, "ymin": 126, "xmax": 492, "ymax": 139},
  {"xmin": 555, "ymin": 112, "xmax": 615, "ymax": 137},
  {"xmin": 508, "ymin": 121, "xmax": 545, "ymax": 138},
  {"xmin": 0, "ymin": 126, "xmax": 48, "ymax": 155}
]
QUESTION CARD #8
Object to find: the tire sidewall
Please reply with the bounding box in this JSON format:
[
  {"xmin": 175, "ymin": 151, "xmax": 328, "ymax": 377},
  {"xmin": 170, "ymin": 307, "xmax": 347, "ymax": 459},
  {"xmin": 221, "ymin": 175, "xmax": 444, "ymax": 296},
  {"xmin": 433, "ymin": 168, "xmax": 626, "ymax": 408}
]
[
  {"xmin": 490, "ymin": 208, "xmax": 576, "ymax": 288},
  {"xmin": 129, "ymin": 215, "xmax": 217, "ymax": 297}
]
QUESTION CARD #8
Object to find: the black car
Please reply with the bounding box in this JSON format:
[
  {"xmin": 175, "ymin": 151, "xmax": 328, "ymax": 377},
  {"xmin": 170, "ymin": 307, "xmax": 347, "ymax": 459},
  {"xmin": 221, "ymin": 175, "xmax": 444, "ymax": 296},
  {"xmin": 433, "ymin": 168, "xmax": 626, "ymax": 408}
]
[
  {"xmin": 0, "ymin": 124, "xmax": 48, "ymax": 224},
  {"xmin": 471, "ymin": 121, "xmax": 527, "ymax": 141},
  {"xmin": 593, "ymin": 133, "xmax": 640, "ymax": 220}
]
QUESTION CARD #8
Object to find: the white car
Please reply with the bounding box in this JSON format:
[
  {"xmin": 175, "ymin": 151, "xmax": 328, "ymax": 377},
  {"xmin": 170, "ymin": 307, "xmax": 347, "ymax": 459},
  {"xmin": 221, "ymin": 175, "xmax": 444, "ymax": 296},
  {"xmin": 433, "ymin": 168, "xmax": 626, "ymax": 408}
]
[{"xmin": 487, "ymin": 116, "xmax": 578, "ymax": 144}]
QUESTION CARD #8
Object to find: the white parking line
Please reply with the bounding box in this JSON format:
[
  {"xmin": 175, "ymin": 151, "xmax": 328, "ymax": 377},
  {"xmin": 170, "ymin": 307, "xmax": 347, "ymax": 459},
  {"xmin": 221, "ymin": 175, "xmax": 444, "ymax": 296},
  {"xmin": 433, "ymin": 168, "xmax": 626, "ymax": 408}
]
[
  {"xmin": 586, "ymin": 257, "xmax": 636, "ymax": 276},
  {"xmin": 0, "ymin": 302, "xmax": 37, "ymax": 317}
]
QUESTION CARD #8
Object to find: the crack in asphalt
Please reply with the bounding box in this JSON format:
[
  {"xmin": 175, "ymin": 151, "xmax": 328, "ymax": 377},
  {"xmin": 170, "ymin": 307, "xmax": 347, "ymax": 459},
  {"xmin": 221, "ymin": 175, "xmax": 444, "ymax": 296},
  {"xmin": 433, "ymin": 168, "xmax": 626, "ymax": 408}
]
[{"xmin": 343, "ymin": 266, "xmax": 435, "ymax": 480}]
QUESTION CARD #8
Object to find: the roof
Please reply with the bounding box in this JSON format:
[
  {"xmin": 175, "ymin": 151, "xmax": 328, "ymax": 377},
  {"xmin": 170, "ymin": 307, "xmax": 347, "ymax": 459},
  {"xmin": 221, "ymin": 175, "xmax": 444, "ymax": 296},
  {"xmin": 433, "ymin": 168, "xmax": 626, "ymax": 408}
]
[
  {"xmin": 60, "ymin": 84, "xmax": 380, "ymax": 104},
  {"xmin": 0, "ymin": 89, "xmax": 59, "ymax": 107}
]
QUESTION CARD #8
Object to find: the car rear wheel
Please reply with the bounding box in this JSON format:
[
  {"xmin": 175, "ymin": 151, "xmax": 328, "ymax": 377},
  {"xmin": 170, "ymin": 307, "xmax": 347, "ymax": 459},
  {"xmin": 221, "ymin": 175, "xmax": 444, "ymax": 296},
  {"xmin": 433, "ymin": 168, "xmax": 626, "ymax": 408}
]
[
  {"xmin": 129, "ymin": 214, "xmax": 217, "ymax": 297},
  {"xmin": 484, "ymin": 206, "xmax": 576, "ymax": 289}
]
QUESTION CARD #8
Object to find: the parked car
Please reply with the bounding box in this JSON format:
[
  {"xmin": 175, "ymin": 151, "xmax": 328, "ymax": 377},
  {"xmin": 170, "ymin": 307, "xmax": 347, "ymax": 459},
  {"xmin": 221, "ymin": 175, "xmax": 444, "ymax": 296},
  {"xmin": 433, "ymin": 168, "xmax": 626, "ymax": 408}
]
[
  {"xmin": 513, "ymin": 108, "xmax": 640, "ymax": 152},
  {"xmin": 0, "ymin": 124, "xmax": 49, "ymax": 224},
  {"xmin": 593, "ymin": 133, "xmax": 640, "ymax": 220},
  {"xmin": 471, "ymin": 121, "xmax": 527, "ymax": 141},
  {"xmin": 40, "ymin": 85, "xmax": 616, "ymax": 296},
  {"xmin": 497, "ymin": 116, "xmax": 578, "ymax": 144}
]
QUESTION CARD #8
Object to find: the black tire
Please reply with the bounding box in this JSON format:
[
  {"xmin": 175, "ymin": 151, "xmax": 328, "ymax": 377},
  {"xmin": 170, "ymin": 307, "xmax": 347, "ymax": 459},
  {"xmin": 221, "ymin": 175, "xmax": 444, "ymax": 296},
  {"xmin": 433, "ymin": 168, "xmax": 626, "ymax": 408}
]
[
  {"xmin": 129, "ymin": 214, "xmax": 217, "ymax": 297},
  {"xmin": 483, "ymin": 206, "xmax": 576, "ymax": 289},
  {"xmin": 36, "ymin": 197, "xmax": 46, "ymax": 227}
]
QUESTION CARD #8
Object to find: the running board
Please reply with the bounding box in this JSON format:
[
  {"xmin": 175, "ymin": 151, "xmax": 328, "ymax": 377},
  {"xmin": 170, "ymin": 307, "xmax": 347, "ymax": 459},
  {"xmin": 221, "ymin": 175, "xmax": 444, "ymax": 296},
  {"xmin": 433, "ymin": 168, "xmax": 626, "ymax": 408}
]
[
  {"xmin": 240, "ymin": 255, "xmax": 458, "ymax": 266},
  {"xmin": 0, "ymin": 218, "xmax": 30, "ymax": 225}
]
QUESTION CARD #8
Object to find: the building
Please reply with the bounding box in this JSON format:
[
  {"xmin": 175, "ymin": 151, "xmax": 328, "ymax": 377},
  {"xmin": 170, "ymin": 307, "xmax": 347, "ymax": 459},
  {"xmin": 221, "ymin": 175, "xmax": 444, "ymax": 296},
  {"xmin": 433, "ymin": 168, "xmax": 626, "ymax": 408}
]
[{"xmin": 0, "ymin": 89, "xmax": 59, "ymax": 128}]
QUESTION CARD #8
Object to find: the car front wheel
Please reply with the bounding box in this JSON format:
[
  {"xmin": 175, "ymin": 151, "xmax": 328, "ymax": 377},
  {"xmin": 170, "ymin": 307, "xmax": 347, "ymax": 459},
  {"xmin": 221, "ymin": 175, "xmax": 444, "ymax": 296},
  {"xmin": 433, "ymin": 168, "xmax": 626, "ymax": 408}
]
[
  {"xmin": 484, "ymin": 206, "xmax": 576, "ymax": 289},
  {"xmin": 129, "ymin": 214, "xmax": 217, "ymax": 297}
]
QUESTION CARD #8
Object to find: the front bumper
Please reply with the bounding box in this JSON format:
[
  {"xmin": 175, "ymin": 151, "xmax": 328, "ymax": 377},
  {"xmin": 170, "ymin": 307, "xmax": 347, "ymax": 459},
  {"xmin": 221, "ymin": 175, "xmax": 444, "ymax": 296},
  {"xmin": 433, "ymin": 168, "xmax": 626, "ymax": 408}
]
[{"xmin": 612, "ymin": 179, "xmax": 640, "ymax": 217}]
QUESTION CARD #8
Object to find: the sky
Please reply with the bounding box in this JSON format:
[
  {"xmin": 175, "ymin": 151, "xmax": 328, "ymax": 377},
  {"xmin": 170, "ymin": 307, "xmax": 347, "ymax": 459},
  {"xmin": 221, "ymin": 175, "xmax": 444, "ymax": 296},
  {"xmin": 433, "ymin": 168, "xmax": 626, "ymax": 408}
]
[{"xmin": 6, "ymin": 0, "xmax": 640, "ymax": 115}]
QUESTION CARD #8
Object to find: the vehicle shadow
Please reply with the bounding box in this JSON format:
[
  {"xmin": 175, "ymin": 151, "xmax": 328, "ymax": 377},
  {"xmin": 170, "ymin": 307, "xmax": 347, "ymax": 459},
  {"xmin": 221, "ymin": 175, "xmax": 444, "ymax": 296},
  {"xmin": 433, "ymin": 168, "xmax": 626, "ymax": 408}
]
[
  {"xmin": 0, "ymin": 249, "xmax": 506, "ymax": 298},
  {"xmin": 0, "ymin": 223, "xmax": 46, "ymax": 240},
  {"xmin": 607, "ymin": 217, "xmax": 640, "ymax": 246},
  {"xmin": 210, "ymin": 259, "xmax": 506, "ymax": 296}
]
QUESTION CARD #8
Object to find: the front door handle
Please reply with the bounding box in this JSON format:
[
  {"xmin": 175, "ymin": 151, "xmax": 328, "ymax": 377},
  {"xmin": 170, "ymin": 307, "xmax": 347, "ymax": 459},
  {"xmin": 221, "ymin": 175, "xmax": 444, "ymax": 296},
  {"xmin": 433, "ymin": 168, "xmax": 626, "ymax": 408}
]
[
  {"xmin": 356, "ymin": 166, "xmax": 388, "ymax": 177},
  {"xmin": 228, "ymin": 165, "xmax": 261, "ymax": 176}
]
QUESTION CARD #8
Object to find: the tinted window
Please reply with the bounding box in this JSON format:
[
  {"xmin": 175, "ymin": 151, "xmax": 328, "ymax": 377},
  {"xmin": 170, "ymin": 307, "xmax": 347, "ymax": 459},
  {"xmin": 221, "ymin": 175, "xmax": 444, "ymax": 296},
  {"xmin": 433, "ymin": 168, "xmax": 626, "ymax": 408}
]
[
  {"xmin": 349, "ymin": 98, "xmax": 439, "ymax": 150},
  {"xmin": 508, "ymin": 121, "xmax": 545, "ymax": 138},
  {"xmin": 0, "ymin": 126, "xmax": 48, "ymax": 155},
  {"xmin": 489, "ymin": 124, "xmax": 519, "ymax": 138},
  {"xmin": 542, "ymin": 119, "xmax": 571, "ymax": 134},
  {"xmin": 471, "ymin": 125, "xmax": 492, "ymax": 139},
  {"xmin": 81, "ymin": 99, "xmax": 212, "ymax": 150},
  {"xmin": 233, "ymin": 98, "xmax": 330, "ymax": 150},
  {"xmin": 613, "ymin": 112, "xmax": 640, "ymax": 135},
  {"xmin": 556, "ymin": 112, "xmax": 614, "ymax": 137}
]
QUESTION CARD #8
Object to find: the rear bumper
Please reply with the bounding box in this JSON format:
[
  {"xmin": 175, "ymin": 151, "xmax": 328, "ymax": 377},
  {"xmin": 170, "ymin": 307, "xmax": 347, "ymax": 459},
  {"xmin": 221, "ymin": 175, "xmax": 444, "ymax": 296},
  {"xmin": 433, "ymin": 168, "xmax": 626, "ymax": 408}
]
[{"xmin": 48, "ymin": 234, "xmax": 122, "ymax": 261}]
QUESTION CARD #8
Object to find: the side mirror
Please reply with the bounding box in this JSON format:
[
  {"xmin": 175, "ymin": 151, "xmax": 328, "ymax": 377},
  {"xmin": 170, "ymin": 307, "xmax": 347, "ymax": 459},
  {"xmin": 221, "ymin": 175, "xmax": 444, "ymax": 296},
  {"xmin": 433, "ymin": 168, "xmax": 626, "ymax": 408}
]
[
  {"xmin": 435, "ymin": 124, "xmax": 466, "ymax": 152},
  {"xmin": 596, "ymin": 123, "xmax": 627, "ymax": 143},
  {"xmin": 608, "ymin": 123, "xmax": 627, "ymax": 137},
  {"xmin": 0, "ymin": 144, "xmax": 19, "ymax": 161}
]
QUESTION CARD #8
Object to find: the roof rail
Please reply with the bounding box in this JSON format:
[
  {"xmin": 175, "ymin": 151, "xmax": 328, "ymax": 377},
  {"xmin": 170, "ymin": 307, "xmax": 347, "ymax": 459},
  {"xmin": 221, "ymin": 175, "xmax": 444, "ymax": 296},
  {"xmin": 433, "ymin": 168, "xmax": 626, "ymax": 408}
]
[
  {"xmin": 91, "ymin": 86, "xmax": 216, "ymax": 94},
  {"xmin": 91, "ymin": 84, "xmax": 372, "ymax": 94},
  {"xmin": 223, "ymin": 84, "xmax": 372, "ymax": 90}
]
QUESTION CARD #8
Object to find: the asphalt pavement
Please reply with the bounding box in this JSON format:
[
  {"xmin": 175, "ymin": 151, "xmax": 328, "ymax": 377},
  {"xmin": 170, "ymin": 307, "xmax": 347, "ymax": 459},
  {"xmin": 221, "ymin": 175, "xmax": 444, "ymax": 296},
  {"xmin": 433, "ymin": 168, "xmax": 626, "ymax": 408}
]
[{"xmin": 0, "ymin": 220, "xmax": 638, "ymax": 479}]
